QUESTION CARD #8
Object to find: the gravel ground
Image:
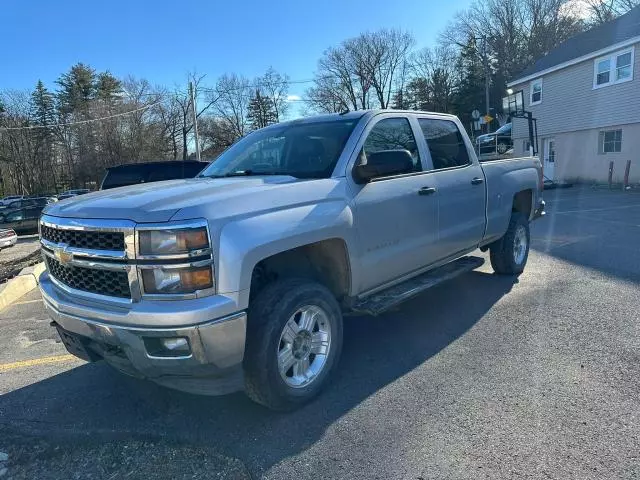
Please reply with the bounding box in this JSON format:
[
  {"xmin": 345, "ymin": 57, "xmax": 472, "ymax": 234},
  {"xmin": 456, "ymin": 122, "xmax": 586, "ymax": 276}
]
[
  {"xmin": 0, "ymin": 187, "xmax": 639, "ymax": 479},
  {"xmin": 0, "ymin": 237, "xmax": 41, "ymax": 283}
]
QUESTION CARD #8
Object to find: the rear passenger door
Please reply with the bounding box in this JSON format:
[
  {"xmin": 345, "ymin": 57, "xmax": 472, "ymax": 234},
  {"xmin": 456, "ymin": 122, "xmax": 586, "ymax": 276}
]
[
  {"xmin": 417, "ymin": 117, "xmax": 486, "ymax": 259},
  {"xmin": 23, "ymin": 208, "xmax": 42, "ymax": 233},
  {"xmin": 3, "ymin": 209, "xmax": 25, "ymax": 232}
]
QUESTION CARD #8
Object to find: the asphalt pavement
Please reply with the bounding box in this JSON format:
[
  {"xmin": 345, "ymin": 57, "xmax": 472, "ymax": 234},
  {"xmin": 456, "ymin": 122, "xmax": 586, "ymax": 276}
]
[{"xmin": 0, "ymin": 187, "xmax": 639, "ymax": 479}]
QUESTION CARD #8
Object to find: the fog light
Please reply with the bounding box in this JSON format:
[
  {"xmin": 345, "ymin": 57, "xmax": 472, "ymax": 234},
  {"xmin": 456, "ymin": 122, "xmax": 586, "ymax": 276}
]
[
  {"xmin": 143, "ymin": 336, "xmax": 191, "ymax": 357},
  {"xmin": 161, "ymin": 337, "xmax": 189, "ymax": 351}
]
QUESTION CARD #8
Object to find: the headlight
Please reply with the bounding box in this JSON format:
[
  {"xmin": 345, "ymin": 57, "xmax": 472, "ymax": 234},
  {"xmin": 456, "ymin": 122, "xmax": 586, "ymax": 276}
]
[
  {"xmin": 137, "ymin": 223, "xmax": 214, "ymax": 297},
  {"xmin": 139, "ymin": 227, "xmax": 209, "ymax": 255},
  {"xmin": 141, "ymin": 266, "xmax": 213, "ymax": 294}
]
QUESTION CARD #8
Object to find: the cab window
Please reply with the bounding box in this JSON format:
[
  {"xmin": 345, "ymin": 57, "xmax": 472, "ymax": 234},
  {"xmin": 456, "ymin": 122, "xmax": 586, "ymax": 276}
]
[
  {"xmin": 418, "ymin": 118, "xmax": 471, "ymax": 170},
  {"xmin": 363, "ymin": 117, "xmax": 422, "ymax": 171}
]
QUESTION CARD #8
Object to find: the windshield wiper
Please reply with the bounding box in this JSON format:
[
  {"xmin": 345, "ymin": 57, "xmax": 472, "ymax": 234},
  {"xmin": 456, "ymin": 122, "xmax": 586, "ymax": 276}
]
[{"xmin": 204, "ymin": 170, "xmax": 295, "ymax": 178}]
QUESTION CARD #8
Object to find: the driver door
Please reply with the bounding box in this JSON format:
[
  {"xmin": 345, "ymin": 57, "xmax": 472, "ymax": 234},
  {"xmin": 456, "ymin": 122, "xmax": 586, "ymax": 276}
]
[{"xmin": 351, "ymin": 114, "xmax": 440, "ymax": 292}]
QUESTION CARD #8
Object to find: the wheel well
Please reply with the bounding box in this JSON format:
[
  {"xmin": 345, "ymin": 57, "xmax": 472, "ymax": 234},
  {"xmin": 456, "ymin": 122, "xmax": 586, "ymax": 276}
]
[
  {"xmin": 512, "ymin": 190, "xmax": 532, "ymax": 218},
  {"xmin": 250, "ymin": 239, "xmax": 351, "ymax": 302}
]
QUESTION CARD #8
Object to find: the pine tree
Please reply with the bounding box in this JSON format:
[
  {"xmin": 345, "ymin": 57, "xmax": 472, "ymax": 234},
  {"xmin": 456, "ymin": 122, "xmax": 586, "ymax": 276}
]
[
  {"xmin": 31, "ymin": 80, "xmax": 56, "ymax": 126},
  {"xmin": 247, "ymin": 89, "xmax": 277, "ymax": 130},
  {"xmin": 95, "ymin": 72, "xmax": 122, "ymax": 101},
  {"xmin": 451, "ymin": 36, "xmax": 486, "ymax": 127},
  {"xmin": 56, "ymin": 63, "xmax": 97, "ymax": 114}
]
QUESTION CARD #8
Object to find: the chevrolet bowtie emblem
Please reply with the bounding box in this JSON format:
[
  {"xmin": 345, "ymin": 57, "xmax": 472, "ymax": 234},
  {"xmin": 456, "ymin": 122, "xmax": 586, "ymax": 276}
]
[{"xmin": 54, "ymin": 245, "xmax": 73, "ymax": 265}]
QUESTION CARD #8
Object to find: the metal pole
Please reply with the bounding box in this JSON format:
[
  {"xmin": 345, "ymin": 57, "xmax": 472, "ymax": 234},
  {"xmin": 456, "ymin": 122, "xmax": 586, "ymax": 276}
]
[
  {"xmin": 481, "ymin": 37, "xmax": 490, "ymax": 121},
  {"xmin": 189, "ymin": 81, "xmax": 201, "ymax": 162},
  {"xmin": 623, "ymin": 160, "xmax": 631, "ymax": 190}
]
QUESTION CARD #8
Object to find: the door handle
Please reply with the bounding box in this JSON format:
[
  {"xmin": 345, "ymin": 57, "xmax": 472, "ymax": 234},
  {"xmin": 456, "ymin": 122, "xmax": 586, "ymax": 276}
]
[
  {"xmin": 471, "ymin": 177, "xmax": 484, "ymax": 185},
  {"xmin": 418, "ymin": 186, "xmax": 437, "ymax": 195}
]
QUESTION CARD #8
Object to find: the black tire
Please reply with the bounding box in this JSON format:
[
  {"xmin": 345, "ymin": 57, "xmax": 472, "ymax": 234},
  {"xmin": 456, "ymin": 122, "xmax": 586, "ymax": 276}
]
[
  {"xmin": 490, "ymin": 213, "xmax": 530, "ymax": 275},
  {"xmin": 497, "ymin": 142, "xmax": 509, "ymax": 154},
  {"xmin": 243, "ymin": 278, "xmax": 343, "ymax": 411}
]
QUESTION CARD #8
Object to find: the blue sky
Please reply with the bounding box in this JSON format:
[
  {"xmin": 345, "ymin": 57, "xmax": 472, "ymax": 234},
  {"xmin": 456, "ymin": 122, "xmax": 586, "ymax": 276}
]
[{"xmin": 2, "ymin": 0, "xmax": 472, "ymax": 100}]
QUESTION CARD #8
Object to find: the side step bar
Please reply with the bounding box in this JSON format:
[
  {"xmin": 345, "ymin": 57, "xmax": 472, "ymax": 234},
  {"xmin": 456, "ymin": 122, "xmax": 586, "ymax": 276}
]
[{"xmin": 350, "ymin": 256, "xmax": 485, "ymax": 316}]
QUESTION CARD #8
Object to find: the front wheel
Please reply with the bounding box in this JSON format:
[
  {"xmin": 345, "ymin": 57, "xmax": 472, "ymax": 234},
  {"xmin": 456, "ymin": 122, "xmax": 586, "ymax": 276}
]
[
  {"xmin": 490, "ymin": 213, "xmax": 530, "ymax": 275},
  {"xmin": 243, "ymin": 278, "xmax": 343, "ymax": 411},
  {"xmin": 497, "ymin": 142, "xmax": 509, "ymax": 154}
]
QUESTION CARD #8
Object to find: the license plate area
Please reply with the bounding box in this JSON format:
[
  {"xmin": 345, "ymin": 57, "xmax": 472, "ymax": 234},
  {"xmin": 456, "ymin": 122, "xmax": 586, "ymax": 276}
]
[{"xmin": 55, "ymin": 324, "xmax": 101, "ymax": 362}]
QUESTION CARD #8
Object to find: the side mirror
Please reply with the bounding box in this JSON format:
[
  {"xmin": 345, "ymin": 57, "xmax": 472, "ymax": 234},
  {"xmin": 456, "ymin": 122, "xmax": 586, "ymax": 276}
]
[{"xmin": 353, "ymin": 149, "xmax": 414, "ymax": 184}]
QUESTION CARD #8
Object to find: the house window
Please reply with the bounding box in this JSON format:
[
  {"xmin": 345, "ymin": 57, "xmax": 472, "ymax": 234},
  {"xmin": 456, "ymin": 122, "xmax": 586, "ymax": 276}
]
[
  {"xmin": 530, "ymin": 79, "xmax": 542, "ymax": 105},
  {"xmin": 594, "ymin": 48, "xmax": 634, "ymax": 88},
  {"xmin": 596, "ymin": 59, "xmax": 611, "ymax": 85},
  {"xmin": 598, "ymin": 129, "xmax": 622, "ymax": 154}
]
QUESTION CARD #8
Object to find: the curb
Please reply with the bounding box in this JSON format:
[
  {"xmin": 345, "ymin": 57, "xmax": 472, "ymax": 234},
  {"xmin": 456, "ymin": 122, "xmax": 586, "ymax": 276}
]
[{"xmin": 0, "ymin": 263, "xmax": 45, "ymax": 311}]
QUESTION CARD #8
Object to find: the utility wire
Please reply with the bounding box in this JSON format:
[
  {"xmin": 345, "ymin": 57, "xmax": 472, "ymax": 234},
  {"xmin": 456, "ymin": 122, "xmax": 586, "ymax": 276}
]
[{"xmin": 0, "ymin": 101, "xmax": 161, "ymax": 131}]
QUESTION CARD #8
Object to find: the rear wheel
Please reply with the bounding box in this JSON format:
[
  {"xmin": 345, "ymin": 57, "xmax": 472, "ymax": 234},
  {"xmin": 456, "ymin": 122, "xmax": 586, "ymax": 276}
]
[
  {"xmin": 490, "ymin": 213, "xmax": 530, "ymax": 275},
  {"xmin": 244, "ymin": 278, "xmax": 343, "ymax": 411},
  {"xmin": 497, "ymin": 142, "xmax": 509, "ymax": 154}
]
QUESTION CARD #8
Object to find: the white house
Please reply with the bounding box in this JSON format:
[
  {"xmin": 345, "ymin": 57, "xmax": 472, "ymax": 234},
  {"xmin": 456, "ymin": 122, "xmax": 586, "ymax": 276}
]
[{"xmin": 508, "ymin": 5, "xmax": 640, "ymax": 184}]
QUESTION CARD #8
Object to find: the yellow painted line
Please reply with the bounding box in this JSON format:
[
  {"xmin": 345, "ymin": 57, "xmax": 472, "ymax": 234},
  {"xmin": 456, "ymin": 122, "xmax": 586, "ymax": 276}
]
[{"xmin": 0, "ymin": 354, "xmax": 78, "ymax": 372}]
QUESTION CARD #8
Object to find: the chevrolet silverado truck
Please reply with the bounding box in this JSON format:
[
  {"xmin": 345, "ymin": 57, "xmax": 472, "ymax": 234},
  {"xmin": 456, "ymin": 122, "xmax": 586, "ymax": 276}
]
[{"xmin": 38, "ymin": 110, "xmax": 544, "ymax": 410}]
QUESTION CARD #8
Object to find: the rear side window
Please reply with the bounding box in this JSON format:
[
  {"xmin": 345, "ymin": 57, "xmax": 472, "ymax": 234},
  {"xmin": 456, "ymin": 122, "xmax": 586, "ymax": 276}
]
[
  {"xmin": 5, "ymin": 210, "xmax": 24, "ymax": 222},
  {"xmin": 418, "ymin": 119, "xmax": 471, "ymax": 170},
  {"xmin": 363, "ymin": 117, "xmax": 422, "ymax": 171}
]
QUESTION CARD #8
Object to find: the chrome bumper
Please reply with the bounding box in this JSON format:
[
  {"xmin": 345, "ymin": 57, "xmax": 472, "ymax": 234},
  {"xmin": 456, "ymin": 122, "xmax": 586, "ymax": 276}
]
[
  {"xmin": 40, "ymin": 272, "xmax": 247, "ymax": 395},
  {"xmin": 0, "ymin": 235, "xmax": 17, "ymax": 247}
]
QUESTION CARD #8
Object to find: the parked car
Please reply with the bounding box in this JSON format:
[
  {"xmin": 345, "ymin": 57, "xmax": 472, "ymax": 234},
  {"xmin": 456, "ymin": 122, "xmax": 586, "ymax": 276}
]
[
  {"xmin": 56, "ymin": 193, "xmax": 78, "ymax": 201},
  {"xmin": 57, "ymin": 189, "xmax": 90, "ymax": 201},
  {"xmin": 66, "ymin": 189, "xmax": 90, "ymax": 195},
  {"xmin": 0, "ymin": 195, "xmax": 24, "ymax": 206},
  {"xmin": 477, "ymin": 122, "xmax": 513, "ymax": 155},
  {"xmin": 0, "ymin": 207, "xmax": 43, "ymax": 234},
  {"xmin": 100, "ymin": 161, "xmax": 209, "ymax": 190},
  {"xmin": 0, "ymin": 228, "xmax": 18, "ymax": 249},
  {"xmin": 0, "ymin": 197, "xmax": 55, "ymax": 212},
  {"xmin": 38, "ymin": 110, "xmax": 544, "ymax": 411}
]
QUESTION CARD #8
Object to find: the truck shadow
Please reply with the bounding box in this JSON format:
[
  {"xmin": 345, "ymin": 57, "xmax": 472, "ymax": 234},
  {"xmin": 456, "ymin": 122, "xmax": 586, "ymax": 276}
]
[{"xmin": 0, "ymin": 271, "xmax": 516, "ymax": 475}]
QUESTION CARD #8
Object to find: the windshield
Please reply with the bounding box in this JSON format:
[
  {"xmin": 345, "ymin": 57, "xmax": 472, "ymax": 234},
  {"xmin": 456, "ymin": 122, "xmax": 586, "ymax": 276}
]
[
  {"xmin": 200, "ymin": 120, "xmax": 356, "ymax": 179},
  {"xmin": 496, "ymin": 123, "xmax": 512, "ymax": 134}
]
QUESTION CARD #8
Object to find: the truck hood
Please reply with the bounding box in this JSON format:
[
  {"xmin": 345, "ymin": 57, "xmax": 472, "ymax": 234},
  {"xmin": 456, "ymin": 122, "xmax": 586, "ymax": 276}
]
[{"xmin": 44, "ymin": 176, "xmax": 346, "ymax": 224}]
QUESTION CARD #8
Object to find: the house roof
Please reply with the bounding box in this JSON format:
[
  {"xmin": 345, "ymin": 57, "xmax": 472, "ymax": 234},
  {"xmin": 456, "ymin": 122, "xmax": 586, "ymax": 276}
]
[{"xmin": 510, "ymin": 5, "xmax": 640, "ymax": 85}]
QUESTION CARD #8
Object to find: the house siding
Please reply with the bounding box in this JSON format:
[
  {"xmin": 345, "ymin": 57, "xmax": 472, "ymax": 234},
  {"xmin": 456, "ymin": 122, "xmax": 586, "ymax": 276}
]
[
  {"xmin": 510, "ymin": 41, "xmax": 640, "ymax": 183},
  {"xmin": 540, "ymin": 123, "xmax": 640, "ymax": 183},
  {"xmin": 511, "ymin": 41, "xmax": 640, "ymax": 142}
]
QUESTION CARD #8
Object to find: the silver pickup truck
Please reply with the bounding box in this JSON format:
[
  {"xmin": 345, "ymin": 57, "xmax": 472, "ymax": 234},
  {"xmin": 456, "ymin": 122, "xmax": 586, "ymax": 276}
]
[{"xmin": 39, "ymin": 110, "xmax": 544, "ymax": 410}]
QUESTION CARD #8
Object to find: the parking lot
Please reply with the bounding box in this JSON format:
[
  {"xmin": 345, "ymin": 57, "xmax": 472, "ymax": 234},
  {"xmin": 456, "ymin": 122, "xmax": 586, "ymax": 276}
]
[{"xmin": 0, "ymin": 187, "xmax": 639, "ymax": 479}]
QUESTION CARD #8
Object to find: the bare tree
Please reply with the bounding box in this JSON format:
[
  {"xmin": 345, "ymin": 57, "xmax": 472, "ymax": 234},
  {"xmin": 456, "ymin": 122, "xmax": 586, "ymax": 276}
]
[
  {"xmin": 212, "ymin": 73, "xmax": 251, "ymax": 139},
  {"xmin": 581, "ymin": 0, "xmax": 639, "ymax": 24},
  {"xmin": 258, "ymin": 67, "xmax": 290, "ymax": 122},
  {"xmin": 441, "ymin": 0, "xmax": 584, "ymax": 81},
  {"xmin": 411, "ymin": 46, "xmax": 459, "ymax": 112},
  {"xmin": 306, "ymin": 29, "xmax": 414, "ymax": 113},
  {"xmin": 359, "ymin": 29, "xmax": 415, "ymax": 108}
]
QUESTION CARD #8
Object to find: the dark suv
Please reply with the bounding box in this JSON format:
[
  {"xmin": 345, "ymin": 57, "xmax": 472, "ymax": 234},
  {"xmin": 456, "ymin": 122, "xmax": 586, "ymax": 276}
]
[
  {"xmin": 477, "ymin": 123, "xmax": 513, "ymax": 155},
  {"xmin": 100, "ymin": 161, "xmax": 209, "ymax": 190}
]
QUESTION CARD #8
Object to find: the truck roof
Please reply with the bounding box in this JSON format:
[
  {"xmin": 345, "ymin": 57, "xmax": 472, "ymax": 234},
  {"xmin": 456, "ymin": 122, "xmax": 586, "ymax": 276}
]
[{"xmin": 272, "ymin": 109, "xmax": 457, "ymax": 129}]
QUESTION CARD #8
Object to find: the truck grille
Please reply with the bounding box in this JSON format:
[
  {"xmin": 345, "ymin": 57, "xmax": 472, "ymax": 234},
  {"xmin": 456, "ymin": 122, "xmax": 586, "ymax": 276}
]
[
  {"xmin": 41, "ymin": 225, "xmax": 125, "ymax": 251},
  {"xmin": 45, "ymin": 257, "xmax": 131, "ymax": 299}
]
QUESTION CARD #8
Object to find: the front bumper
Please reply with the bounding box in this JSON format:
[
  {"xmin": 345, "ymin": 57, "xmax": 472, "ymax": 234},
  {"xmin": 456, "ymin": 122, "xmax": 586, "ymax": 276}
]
[
  {"xmin": 39, "ymin": 272, "xmax": 247, "ymax": 395},
  {"xmin": 0, "ymin": 235, "xmax": 17, "ymax": 248}
]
